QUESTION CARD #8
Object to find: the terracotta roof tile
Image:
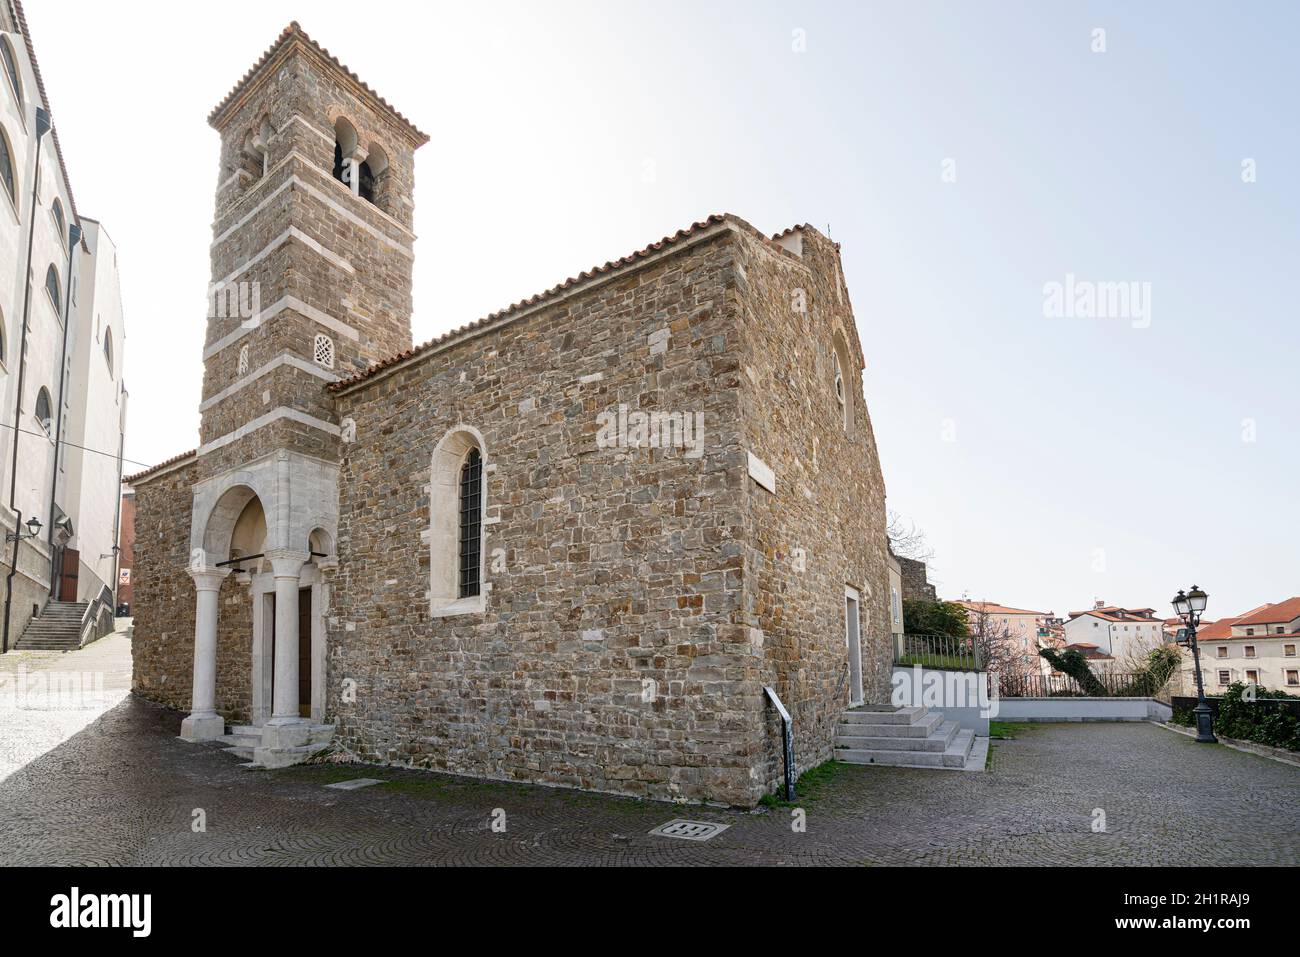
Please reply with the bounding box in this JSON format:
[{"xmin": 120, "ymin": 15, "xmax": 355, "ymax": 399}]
[
  {"xmin": 329, "ymin": 213, "xmax": 745, "ymax": 393},
  {"xmin": 1235, "ymin": 596, "xmax": 1300, "ymax": 627},
  {"xmin": 208, "ymin": 22, "xmax": 428, "ymax": 145},
  {"xmin": 124, "ymin": 449, "xmax": 197, "ymax": 485}
]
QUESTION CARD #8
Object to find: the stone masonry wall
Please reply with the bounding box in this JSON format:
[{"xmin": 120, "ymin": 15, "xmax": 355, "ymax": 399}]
[
  {"xmin": 331, "ymin": 226, "xmax": 764, "ymax": 805},
  {"xmin": 897, "ymin": 555, "xmax": 936, "ymax": 601},
  {"xmin": 130, "ymin": 461, "xmax": 199, "ymax": 712},
  {"xmin": 733, "ymin": 227, "xmax": 891, "ymax": 797}
]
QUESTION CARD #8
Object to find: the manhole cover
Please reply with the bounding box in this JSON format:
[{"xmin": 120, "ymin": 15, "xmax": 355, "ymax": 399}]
[{"xmin": 649, "ymin": 819, "xmax": 730, "ymax": 841}]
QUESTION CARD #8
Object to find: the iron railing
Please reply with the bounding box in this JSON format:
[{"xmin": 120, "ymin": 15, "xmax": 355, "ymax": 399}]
[
  {"xmin": 894, "ymin": 633, "xmax": 983, "ymax": 671},
  {"xmin": 995, "ymin": 671, "xmax": 1171, "ymax": 698}
]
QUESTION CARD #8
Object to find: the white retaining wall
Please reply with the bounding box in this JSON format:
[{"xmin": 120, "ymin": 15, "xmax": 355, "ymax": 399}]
[{"xmin": 996, "ymin": 697, "xmax": 1172, "ymax": 723}]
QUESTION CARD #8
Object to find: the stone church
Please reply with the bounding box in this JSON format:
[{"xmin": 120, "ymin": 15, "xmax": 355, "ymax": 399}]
[{"xmin": 127, "ymin": 23, "xmax": 891, "ymax": 807}]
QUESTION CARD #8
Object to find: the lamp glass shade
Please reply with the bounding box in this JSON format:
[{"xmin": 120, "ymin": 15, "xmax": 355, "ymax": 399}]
[
  {"xmin": 1172, "ymin": 591, "xmax": 1190, "ymax": 616},
  {"xmin": 1188, "ymin": 587, "xmax": 1208, "ymax": 614},
  {"xmin": 25, "ymin": 516, "xmax": 42, "ymax": 537}
]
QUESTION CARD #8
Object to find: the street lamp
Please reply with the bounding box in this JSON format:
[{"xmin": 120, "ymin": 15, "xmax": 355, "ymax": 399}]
[
  {"xmin": 5, "ymin": 516, "xmax": 42, "ymax": 543},
  {"xmin": 1172, "ymin": 585, "xmax": 1216, "ymax": 743}
]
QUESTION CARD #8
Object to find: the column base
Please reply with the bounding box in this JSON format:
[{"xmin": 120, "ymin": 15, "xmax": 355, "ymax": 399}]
[
  {"xmin": 260, "ymin": 719, "xmax": 311, "ymax": 750},
  {"xmin": 179, "ymin": 713, "xmax": 226, "ymax": 742}
]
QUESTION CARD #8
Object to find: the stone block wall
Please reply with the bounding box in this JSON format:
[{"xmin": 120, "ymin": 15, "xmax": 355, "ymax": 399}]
[
  {"xmin": 130, "ymin": 459, "xmax": 199, "ymax": 712},
  {"xmin": 733, "ymin": 226, "xmax": 891, "ymax": 795},
  {"xmin": 331, "ymin": 225, "xmax": 765, "ymax": 805}
]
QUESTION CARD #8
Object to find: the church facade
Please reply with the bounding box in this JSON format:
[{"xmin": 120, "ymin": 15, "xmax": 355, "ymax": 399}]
[{"xmin": 127, "ymin": 23, "xmax": 890, "ymax": 807}]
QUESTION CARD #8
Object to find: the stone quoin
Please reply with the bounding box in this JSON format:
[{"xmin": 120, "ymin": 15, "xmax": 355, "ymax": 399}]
[{"xmin": 126, "ymin": 22, "xmax": 890, "ymax": 806}]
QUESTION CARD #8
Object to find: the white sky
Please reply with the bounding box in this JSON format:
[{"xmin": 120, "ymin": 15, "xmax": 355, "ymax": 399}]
[{"xmin": 25, "ymin": 0, "xmax": 1299, "ymax": 621}]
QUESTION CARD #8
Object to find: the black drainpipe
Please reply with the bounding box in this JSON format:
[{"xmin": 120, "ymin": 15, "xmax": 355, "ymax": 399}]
[
  {"xmin": 2, "ymin": 107, "xmax": 52, "ymax": 655},
  {"xmin": 46, "ymin": 221, "xmax": 83, "ymax": 600}
]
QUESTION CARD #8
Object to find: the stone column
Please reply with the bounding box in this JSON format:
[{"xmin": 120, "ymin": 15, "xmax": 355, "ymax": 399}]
[
  {"xmin": 347, "ymin": 148, "xmax": 368, "ymax": 196},
  {"xmin": 179, "ymin": 567, "xmax": 231, "ymax": 742},
  {"xmin": 262, "ymin": 551, "xmax": 311, "ymax": 749}
]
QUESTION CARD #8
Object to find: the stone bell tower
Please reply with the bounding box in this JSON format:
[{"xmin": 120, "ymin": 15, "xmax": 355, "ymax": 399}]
[
  {"xmin": 178, "ymin": 23, "xmax": 427, "ymax": 752},
  {"xmin": 199, "ymin": 21, "xmax": 428, "ymax": 478}
]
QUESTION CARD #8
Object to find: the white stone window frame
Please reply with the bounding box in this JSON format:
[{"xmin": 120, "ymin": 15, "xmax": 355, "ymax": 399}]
[
  {"xmin": 312, "ymin": 333, "xmax": 335, "ymax": 370},
  {"xmin": 426, "ymin": 425, "xmax": 488, "ymax": 618}
]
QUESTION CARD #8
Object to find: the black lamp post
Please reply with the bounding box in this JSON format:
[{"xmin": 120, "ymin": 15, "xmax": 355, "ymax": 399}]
[{"xmin": 1173, "ymin": 585, "xmax": 1216, "ymax": 743}]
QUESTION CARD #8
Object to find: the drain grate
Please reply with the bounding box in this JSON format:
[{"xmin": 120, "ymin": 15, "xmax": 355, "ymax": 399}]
[{"xmin": 649, "ymin": 819, "xmax": 730, "ymax": 841}]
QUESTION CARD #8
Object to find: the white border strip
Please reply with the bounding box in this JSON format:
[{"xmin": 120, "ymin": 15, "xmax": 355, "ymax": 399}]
[
  {"xmin": 198, "ymin": 407, "xmax": 342, "ymax": 456},
  {"xmin": 198, "ymin": 354, "xmax": 339, "ymax": 412},
  {"xmin": 203, "ymin": 296, "xmax": 360, "ymax": 361}
]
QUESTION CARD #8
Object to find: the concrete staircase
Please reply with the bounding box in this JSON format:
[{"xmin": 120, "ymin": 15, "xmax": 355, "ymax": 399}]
[
  {"xmin": 834, "ymin": 704, "xmax": 977, "ymax": 769},
  {"xmin": 14, "ymin": 602, "xmax": 89, "ymax": 651},
  {"xmin": 216, "ymin": 723, "xmax": 335, "ymax": 768}
]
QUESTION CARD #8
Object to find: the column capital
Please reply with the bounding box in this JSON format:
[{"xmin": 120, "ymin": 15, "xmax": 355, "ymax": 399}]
[
  {"xmin": 266, "ymin": 550, "xmax": 310, "ymax": 579},
  {"xmin": 188, "ymin": 566, "xmax": 231, "ymax": 591}
]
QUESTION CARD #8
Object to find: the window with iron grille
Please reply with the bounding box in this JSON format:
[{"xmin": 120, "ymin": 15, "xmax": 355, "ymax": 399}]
[{"xmin": 458, "ymin": 448, "xmax": 482, "ymax": 598}]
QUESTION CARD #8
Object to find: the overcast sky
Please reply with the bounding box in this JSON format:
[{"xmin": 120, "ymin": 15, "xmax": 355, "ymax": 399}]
[{"xmin": 26, "ymin": 0, "xmax": 1297, "ymax": 620}]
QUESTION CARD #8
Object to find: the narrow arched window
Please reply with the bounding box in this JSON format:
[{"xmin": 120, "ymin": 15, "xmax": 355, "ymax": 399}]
[
  {"xmin": 237, "ymin": 343, "xmax": 249, "ymax": 377},
  {"xmin": 44, "ymin": 265, "xmax": 61, "ymax": 317},
  {"xmin": 458, "ymin": 448, "xmax": 482, "ymax": 598},
  {"xmin": 0, "ymin": 126, "xmax": 15, "ymax": 208},
  {"xmin": 1, "ymin": 37, "xmax": 20, "ymax": 103},
  {"xmin": 35, "ymin": 387, "xmax": 53, "ymax": 433},
  {"xmin": 52, "ymin": 198, "xmax": 65, "ymax": 243},
  {"xmin": 103, "ymin": 327, "xmax": 113, "ymax": 372}
]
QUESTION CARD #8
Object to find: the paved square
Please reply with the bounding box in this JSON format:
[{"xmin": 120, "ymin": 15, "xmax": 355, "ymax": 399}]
[{"xmin": 1, "ymin": 688, "xmax": 1296, "ymax": 865}]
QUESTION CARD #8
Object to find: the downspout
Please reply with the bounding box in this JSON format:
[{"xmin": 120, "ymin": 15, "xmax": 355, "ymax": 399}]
[
  {"xmin": 46, "ymin": 222, "xmax": 82, "ymax": 599},
  {"xmin": 2, "ymin": 107, "xmax": 52, "ymax": 655},
  {"xmin": 110, "ymin": 423, "xmax": 124, "ymax": 612}
]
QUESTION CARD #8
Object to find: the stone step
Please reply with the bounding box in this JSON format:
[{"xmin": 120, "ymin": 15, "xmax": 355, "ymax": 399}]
[
  {"xmin": 222, "ymin": 746, "xmax": 255, "ymax": 760},
  {"xmin": 943, "ymin": 728, "xmax": 976, "ymax": 768},
  {"xmin": 836, "ymin": 720, "xmax": 959, "ymax": 753},
  {"xmin": 217, "ymin": 733, "xmax": 261, "ymax": 748},
  {"xmin": 835, "ymin": 710, "xmax": 943, "ymax": 738},
  {"xmin": 839, "ymin": 706, "xmax": 927, "ymax": 726}
]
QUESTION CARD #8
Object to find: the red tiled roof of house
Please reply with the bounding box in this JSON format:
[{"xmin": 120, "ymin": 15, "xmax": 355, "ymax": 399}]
[
  {"xmin": 1068, "ymin": 606, "xmax": 1159, "ymax": 622},
  {"xmin": 953, "ymin": 600, "xmax": 1046, "ymax": 617},
  {"xmin": 1235, "ymin": 596, "xmax": 1300, "ymax": 627},
  {"xmin": 207, "ymin": 22, "xmax": 429, "ymax": 145}
]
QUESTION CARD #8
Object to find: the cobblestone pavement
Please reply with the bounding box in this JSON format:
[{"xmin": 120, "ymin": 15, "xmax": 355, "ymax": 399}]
[
  {"xmin": 0, "ymin": 636, "xmax": 1296, "ymax": 865},
  {"xmin": 0, "ymin": 625, "xmax": 132, "ymax": 784}
]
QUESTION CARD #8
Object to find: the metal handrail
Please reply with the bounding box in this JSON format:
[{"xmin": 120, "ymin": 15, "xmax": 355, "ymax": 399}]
[{"xmin": 894, "ymin": 633, "xmax": 983, "ymax": 671}]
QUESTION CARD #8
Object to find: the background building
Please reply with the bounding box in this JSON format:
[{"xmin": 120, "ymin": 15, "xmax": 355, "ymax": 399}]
[
  {"xmin": 0, "ymin": 0, "xmax": 127, "ymax": 651},
  {"xmin": 1063, "ymin": 602, "xmax": 1165, "ymax": 667},
  {"xmin": 1178, "ymin": 598, "xmax": 1300, "ymax": 695}
]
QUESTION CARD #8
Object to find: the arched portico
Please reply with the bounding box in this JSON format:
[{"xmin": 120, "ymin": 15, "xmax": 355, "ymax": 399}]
[{"xmin": 180, "ymin": 461, "xmax": 338, "ymax": 751}]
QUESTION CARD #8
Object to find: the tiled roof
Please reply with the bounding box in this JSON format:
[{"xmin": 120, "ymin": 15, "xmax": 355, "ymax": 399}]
[
  {"xmin": 207, "ymin": 22, "xmax": 429, "ymax": 145},
  {"xmin": 123, "ymin": 449, "xmax": 197, "ymax": 485},
  {"xmin": 1068, "ymin": 606, "xmax": 1159, "ymax": 622},
  {"xmin": 329, "ymin": 213, "xmax": 767, "ymax": 393},
  {"xmin": 1235, "ymin": 596, "xmax": 1300, "ymax": 627},
  {"xmin": 953, "ymin": 600, "xmax": 1046, "ymax": 617}
]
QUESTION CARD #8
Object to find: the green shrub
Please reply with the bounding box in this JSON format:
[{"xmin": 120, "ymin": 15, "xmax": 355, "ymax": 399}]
[{"xmin": 1213, "ymin": 682, "xmax": 1300, "ymax": 751}]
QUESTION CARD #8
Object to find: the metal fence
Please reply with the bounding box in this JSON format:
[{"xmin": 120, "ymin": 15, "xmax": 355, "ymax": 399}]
[
  {"xmin": 994, "ymin": 671, "xmax": 1169, "ymax": 698},
  {"xmin": 894, "ymin": 634, "xmax": 982, "ymax": 671}
]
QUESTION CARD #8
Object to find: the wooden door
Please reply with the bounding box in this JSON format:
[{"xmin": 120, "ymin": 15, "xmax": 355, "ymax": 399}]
[
  {"xmin": 59, "ymin": 548, "xmax": 80, "ymax": 601},
  {"xmin": 298, "ymin": 587, "xmax": 311, "ymax": 717}
]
